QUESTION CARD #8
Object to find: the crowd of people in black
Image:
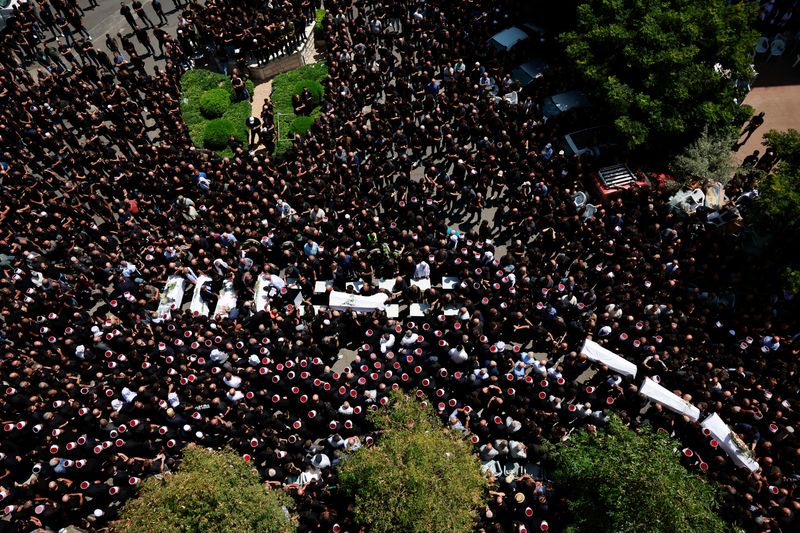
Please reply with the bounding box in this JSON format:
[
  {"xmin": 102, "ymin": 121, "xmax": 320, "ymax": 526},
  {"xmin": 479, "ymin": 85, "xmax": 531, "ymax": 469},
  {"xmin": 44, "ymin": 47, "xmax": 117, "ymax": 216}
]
[{"xmin": 0, "ymin": 0, "xmax": 798, "ymax": 532}]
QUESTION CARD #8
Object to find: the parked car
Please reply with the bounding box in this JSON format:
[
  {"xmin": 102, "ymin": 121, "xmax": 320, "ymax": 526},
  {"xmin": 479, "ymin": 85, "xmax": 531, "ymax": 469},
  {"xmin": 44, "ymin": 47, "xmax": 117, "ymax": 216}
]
[
  {"xmin": 541, "ymin": 90, "xmax": 590, "ymax": 122},
  {"xmin": 511, "ymin": 59, "xmax": 549, "ymax": 88},
  {"xmin": 487, "ymin": 23, "xmax": 546, "ymax": 53},
  {"xmin": 562, "ymin": 126, "xmax": 616, "ymax": 158}
]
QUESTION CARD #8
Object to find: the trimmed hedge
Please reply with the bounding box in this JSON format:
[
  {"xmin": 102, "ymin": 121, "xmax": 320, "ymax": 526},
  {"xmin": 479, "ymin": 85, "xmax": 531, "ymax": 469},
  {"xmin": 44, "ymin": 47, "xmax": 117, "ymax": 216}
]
[
  {"xmin": 180, "ymin": 69, "xmax": 255, "ymax": 157},
  {"xmin": 271, "ymin": 62, "xmax": 328, "ymax": 154},
  {"xmin": 199, "ymin": 88, "xmax": 231, "ymax": 119},
  {"xmin": 203, "ymin": 118, "xmax": 236, "ymax": 150},
  {"xmin": 290, "ymin": 116, "xmax": 315, "ymax": 136}
]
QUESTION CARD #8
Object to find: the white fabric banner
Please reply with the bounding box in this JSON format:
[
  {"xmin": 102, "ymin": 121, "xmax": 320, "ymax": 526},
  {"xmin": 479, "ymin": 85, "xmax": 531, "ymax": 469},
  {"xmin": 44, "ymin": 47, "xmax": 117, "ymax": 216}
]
[
  {"xmin": 581, "ymin": 339, "xmax": 638, "ymax": 377},
  {"xmin": 190, "ymin": 274, "xmax": 212, "ymax": 317},
  {"xmin": 329, "ymin": 291, "xmax": 388, "ymax": 312},
  {"xmin": 156, "ymin": 276, "xmax": 186, "ymax": 320},
  {"xmin": 701, "ymin": 413, "xmax": 760, "ymax": 472},
  {"xmin": 639, "ymin": 377, "xmax": 700, "ymax": 422}
]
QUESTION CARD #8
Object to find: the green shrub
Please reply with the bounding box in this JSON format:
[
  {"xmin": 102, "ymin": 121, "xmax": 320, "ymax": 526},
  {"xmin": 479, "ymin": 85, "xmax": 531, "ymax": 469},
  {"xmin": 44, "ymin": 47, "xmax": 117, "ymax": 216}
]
[
  {"xmin": 203, "ymin": 118, "xmax": 236, "ymax": 150},
  {"xmin": 292, "ymin": 80, "xmax": 324, "ymax": 107},
  {"xmin": 271, "ymin": 63, "xmax": 329, "ymax": 115},
  {"xmin": 199, "ymin": 88, "xmax": 231, "ymax": 119},
  {"xmin": 289, "ymin": 116, "xmax": 315, "ymax": 136},
  {"xmin": 314, "ymin": 8, "xmax": 326, "ymax": 34}
]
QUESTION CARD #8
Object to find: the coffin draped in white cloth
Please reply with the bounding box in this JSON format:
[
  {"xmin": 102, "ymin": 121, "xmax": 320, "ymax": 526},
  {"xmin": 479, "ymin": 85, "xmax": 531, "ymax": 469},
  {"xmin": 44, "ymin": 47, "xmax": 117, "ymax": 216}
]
[
  {"xmin": 701, "ymin": 413, "xmax": 760, "ymax": 472},
  {"xmin": 156, "ymin": 276, "xmax": 186, "ymax": 320},
  {"xmin": 189, "ymin": 274, "xmax": 212, "ymax": 317},
  {"xmin": 254, "ymin": 273, "xmax": 284, "ymax": 312},
  {"xmin": 639, "ymin": 377, "xmax": 700, "ymax": 422},
  {"xmin": 329, "ymin": 290, "xmax": 388, "ymax": 312},
  {"xmin": 213, "ymin": 281, "xmax": 238, "ymax": 318},
  {"xmin": 580, "ymin": 339, "xmax": 638, "ymax": 377}
]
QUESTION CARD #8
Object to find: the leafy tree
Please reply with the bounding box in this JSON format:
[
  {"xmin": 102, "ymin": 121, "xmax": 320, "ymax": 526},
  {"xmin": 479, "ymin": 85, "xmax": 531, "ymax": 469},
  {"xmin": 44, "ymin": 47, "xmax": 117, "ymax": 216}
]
[
  {"xmin": 671, "ymin": 127, "xmax": 738, "ymax": 185},
  {"xmin": 562, "ymin": 0, "xmax": 758, "ymax": 153},
  {"xmin": 762, "ymin": 128, "xmax": 800, "ymax": 168},
  {"xmin": 116, "ymin": 446, "xmax": 295, "ymax": 533},
  {"xmin": 551, "ymin": 416, "xmax": 728, "ymax": 533},
  {"xmin": 750, "ymin": 130, "xmax": 800, "ymax": 292},
  {"xmin": 338, "ymin": 391, "xmax": 486, "ymax": 533}
]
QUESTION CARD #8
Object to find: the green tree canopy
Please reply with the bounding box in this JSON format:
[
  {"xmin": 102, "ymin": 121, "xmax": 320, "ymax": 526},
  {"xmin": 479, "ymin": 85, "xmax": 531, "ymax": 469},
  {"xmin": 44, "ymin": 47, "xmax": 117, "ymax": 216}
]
[
  {"xmin": 116, "ymin": 446, "xmax": 295, "ymax": 533},
  {"xmin": 338, "ymin": 391, "xmax": 487, "ymax": 533},
  {"xmin": 752, "ymin": 129, "xmax": 800, "ymax": 292},
  {"xmin": 562, "ymin": 0, "xmax": 758, "ymax": 154},
  {"xmin": 762, "ymin": 128, "xmax": 800, "ymax": 169},
  {"xmin": 671, "ymin": 127, "xmax": 738, "ymax": 186},
  {"xmin": 551, "ymin": 416, "xmax": 728, "ymax": 533}
]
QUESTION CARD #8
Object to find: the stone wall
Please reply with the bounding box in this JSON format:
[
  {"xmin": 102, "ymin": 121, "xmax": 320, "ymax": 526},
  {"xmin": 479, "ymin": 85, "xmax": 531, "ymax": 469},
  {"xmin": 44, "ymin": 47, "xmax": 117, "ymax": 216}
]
[{"xmin": 248, "ymin": 26, "xmax": 318, "ymax": 83}]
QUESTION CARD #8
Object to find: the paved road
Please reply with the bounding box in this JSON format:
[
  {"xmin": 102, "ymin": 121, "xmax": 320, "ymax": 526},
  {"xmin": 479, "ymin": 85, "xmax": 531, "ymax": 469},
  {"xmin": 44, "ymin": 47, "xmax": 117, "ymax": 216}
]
[{"xmin": 46, "ymin": 0, "xmax": 184, "ymax": 73}]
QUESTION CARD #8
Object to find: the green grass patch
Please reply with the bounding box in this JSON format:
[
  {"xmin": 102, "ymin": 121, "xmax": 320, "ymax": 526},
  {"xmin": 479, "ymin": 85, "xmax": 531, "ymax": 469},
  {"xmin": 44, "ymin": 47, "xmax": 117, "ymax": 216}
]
[
  {"xmin": 180, "ymin": 69, "xmax": 255, "ymax": 157},
  {"xmin": 271, "ymin": 62, "xmax": 328, "ymax": 154}
]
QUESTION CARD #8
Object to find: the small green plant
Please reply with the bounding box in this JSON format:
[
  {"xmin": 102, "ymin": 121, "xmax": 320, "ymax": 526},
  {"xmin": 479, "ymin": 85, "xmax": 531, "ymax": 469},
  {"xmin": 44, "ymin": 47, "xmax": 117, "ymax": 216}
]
[
  {"xmin": 199, "ymin": 88, "xmax": 231, "ymax": 119},
  {"xmin": 203, "ymin": 118, "xmax": 236, "ymax": 150},
  {"xmin": 314, "ymin": 8, "xmax": 326, "ymax": 34},
  {"xmin": 289, "ymin": 115, "xmax": 315, "ymax": 136}
]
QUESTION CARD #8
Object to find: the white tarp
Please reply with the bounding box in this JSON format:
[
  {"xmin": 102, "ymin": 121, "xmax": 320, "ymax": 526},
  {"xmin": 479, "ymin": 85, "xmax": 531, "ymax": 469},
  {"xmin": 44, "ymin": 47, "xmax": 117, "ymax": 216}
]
[
  {"xmin": 156, "ymin": 276, "xmax": 186, "ymax": 320},
  {"xmin": 639, "ymin": 377, "xmax": 700, "ymax": 422},
  {"xmin": 581, "ymin": 339, "xmax": 638, "ymax": 377},
  {"xmin": 701, "ymin": 413, "xmax": 760, "ymax": 472},
  {"xmin": 190, "ymin": 274, "xmax": 212, "ymax": 317},
  {"xmin": 213, "ymin": 280, "xmax": 237, "ymax": 318},
  {"xmin": 329, "ymin": 291, "xmax": 388, "ymax": 313}
]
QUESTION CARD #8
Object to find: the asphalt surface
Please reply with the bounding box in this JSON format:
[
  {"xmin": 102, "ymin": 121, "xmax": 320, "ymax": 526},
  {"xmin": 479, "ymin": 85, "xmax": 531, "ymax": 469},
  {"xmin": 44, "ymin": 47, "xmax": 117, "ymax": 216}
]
[{"xmin": 48, "ymin": 0, "xmax": 184, "ymax": 73}]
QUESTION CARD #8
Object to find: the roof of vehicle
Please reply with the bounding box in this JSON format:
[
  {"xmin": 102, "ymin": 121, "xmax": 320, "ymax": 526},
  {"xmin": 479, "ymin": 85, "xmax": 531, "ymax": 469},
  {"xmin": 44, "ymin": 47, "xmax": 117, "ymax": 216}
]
[
  {"xmin": 512, "ymin": 59, "xmax": 549, "ymax": 83},
  {"xmin": 488, "ymin": 27, "xmax": 530, "ymax": 51},
  {"xmin": 548, "ymin": 90, "xmax": 590, "ymax": 112},
  {"xmin": 542, "ymin": 90, "xmax": 590, "ymax": 120}
]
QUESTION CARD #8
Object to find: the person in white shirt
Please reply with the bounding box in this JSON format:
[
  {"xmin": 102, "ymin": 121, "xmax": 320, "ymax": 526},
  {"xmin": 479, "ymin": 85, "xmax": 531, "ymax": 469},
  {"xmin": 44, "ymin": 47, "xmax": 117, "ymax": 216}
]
[
  {"xmin": 223, "ymin": 372, "xmax": 242, "ymax": 388},
  {"xmin": 414, "ymin": 260, "xmax": 430, "ymax": 279},
  {"xmin": 226, "ymin": 388, "xmax": 244, "ymax": 402},
  {"xmin": 449, "ymin": 345, "xmax": 468, "ymax": 364},
  {"xmin": 379, "ymin": 332, "xmax": 395, "ymax": 353}
]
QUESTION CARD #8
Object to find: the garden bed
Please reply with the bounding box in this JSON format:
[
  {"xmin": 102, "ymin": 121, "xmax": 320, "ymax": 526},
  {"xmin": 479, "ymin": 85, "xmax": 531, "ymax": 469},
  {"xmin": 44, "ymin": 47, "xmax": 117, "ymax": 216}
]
[
  {"xmin": 270, "ymin": 62, "xmax": 329, "ymax": 154},
  {"xmin": 180, "ymin": 69, "xmax": 255, "ymax": 158}
]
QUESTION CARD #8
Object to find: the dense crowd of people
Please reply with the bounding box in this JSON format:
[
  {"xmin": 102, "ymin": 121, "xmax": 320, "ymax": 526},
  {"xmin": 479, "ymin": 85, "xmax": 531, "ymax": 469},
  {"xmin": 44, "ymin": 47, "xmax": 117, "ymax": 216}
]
[{"xmin": 0, "ymin": 0, "xmax": 798, "ymax": 532}]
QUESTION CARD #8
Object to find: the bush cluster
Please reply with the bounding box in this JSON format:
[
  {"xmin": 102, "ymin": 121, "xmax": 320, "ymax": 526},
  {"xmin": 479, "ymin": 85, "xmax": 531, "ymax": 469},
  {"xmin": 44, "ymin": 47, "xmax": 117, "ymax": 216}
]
[
  {"xmin": 198, "ymin": 88, "xmax": 231, "ymax": 119},
  {"xmin": 203, "ymin": 118, "xmax": 236, "ymax": 150}
]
